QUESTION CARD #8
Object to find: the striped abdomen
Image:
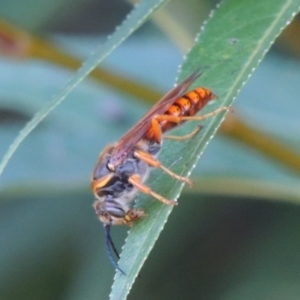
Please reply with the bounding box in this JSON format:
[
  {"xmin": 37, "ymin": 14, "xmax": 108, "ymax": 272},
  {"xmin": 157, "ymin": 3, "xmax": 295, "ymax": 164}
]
[{"xmin": 159, "ymin": 87, "xmax": 216, "ymax": 134}]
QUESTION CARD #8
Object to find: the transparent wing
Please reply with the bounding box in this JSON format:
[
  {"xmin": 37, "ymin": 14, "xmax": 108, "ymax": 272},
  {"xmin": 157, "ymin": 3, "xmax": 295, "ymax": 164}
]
[{"xmin": 110, "ymin": 69, "xmax": 202, "ymax": 166}]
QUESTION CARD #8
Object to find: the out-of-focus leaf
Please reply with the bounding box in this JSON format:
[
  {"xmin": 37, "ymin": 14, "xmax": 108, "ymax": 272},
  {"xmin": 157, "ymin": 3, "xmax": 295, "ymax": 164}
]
[
  {"xmin": 1, "ymin": 0, "xmax": 96, "ymax": 31},
  {"xmin": 0, "ymin": 0, "xmax": 170, "ymax": 179},
  {"xmin": 0, "ymin": 187, "xmax": 117, "ymax": 300}
]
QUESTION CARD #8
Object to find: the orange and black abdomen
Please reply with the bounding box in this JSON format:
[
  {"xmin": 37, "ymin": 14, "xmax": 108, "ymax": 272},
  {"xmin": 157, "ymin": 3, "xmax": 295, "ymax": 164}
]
[{"xmin": 160, "ymin": 87, "xmax": 216, "ymax": 133}]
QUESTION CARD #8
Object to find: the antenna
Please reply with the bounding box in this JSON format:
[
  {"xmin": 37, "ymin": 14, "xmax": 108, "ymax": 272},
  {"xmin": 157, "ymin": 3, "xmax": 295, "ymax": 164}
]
[
  {"xmin": 106, "ymin": 226, "xmax": 120, "ymax": 259},
  {"xmin": 104, "ymin": 224, "xmax": 126, "ymax": 275}
]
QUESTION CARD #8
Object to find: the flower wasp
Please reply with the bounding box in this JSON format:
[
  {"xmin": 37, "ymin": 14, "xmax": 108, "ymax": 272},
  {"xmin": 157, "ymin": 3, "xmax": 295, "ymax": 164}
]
[{"xmin": 91, "ymin": 69, "xmax": 228, "ymax": 273}]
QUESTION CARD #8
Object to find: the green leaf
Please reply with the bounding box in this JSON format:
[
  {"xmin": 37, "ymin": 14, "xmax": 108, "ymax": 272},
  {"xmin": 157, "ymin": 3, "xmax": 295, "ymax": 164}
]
[
  {"xmin": 0, "ymin": 0, "xmax": 170, "ymax": 179},
  {"xmin": 110, "ymin": 0, "xmax": 300, "ymax": 299}
]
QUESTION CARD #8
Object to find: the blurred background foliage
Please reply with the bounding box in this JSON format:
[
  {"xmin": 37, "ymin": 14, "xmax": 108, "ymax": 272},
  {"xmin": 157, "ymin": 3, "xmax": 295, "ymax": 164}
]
[{"xmin": 1, "ymin": 0, "xmax": 300, "ymax": 299}]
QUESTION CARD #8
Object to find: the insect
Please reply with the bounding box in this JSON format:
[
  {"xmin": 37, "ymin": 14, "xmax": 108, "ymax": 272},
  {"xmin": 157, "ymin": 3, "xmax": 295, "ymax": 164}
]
[{"xmin": 91, "ymin": 69, "xmax": 228, "ymax": 273}]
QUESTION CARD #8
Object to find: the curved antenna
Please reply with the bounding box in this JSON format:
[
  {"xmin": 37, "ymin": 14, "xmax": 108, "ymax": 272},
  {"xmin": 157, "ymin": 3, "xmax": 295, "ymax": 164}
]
[
  {"xmin": 104, "ymin": 224, "xmax": 126, "ymax": 275},
  {"xmin": 107, "ymin": 226, "xmax": 120, "ymax": 259}
]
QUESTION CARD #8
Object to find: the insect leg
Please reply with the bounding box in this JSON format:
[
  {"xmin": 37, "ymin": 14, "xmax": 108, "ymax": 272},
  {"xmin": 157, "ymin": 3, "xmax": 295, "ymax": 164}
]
[
  {"xmin": 150, "ymin": 117, "xmax": 163, "ymax": 143},
  {"xmin": 164, "ymin": 125, "xmax": 202, "ymax": 141},
  {"xmin": 134, "ymin": 150, "xmax": 193, "ymax": 187},
  {"xmin": 128, "ymin": 174, "xmax": 177, "ymax": 205},
  {"xmin": 155, "ymin": 106, "xmax": 230, "ymax": 123}
]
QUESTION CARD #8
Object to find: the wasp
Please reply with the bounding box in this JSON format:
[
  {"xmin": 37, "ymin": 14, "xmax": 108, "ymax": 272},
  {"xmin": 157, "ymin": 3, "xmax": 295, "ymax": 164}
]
[{"xmin": 91, "ymin": 69, "xmax": 228, "ymax": 273}]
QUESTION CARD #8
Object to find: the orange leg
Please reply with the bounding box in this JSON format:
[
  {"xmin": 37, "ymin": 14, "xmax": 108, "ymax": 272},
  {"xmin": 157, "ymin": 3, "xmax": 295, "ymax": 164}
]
[
  {"xmin": 164, "ymin": 125, "xmax": 202, "ymax": 141},
  {"xmin": 155, "ymin": 106, "xmax": 230, "ymax": 124},
  {"xmin": 128, "ymin": 174, "xmax": 177, "ymax": 206},
  {"xmin": 134, "ymin": 150, "xmax": 193, "ymax": 187},
  {"xmin": 151, "ymin": 117, "xmax": 163, "ymax": 143}
]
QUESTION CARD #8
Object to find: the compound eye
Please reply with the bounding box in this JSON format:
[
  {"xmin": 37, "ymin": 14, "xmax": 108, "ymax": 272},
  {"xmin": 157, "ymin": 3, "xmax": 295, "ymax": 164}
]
[
  {"xmin": 93, "ymin": 161, "xmax": 110, "ymax": 180},
  {"xmin": 106, "ymin": 207, "xmax": 125, "ymax": 218}
]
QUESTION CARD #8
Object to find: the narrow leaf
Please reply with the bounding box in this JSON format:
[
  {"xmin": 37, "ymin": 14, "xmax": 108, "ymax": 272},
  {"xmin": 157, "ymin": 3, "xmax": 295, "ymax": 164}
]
[{"xmin": 110, "ymin": 0, "xmax": 300, "ymax": 299}]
